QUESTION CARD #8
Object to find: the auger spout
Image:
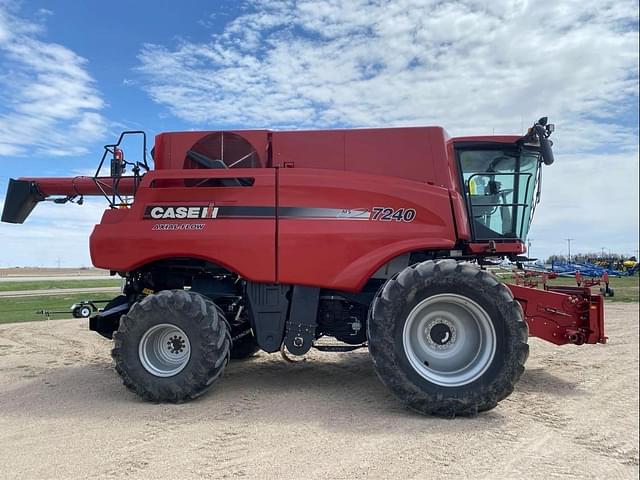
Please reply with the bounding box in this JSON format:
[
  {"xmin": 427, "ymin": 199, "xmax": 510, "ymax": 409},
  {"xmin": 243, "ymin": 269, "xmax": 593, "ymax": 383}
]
[{"xmin": 1, "ymin": 176, "xmax": 137, "ymax": 224}]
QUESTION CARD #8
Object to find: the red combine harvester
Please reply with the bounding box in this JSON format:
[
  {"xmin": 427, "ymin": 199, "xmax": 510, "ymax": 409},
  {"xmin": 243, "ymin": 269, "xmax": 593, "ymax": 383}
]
[{"xmin": 1, "ymin": 118, "xmax": 606, "ymax": 416}]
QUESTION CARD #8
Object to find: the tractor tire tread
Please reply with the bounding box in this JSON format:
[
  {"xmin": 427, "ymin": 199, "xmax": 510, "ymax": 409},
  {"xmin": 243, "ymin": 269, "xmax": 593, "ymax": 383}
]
[
  {"xmin": 368, "ymin": 259, "xmax": 529, "ymax": 417},
  {"xmin": 111, "ymin": 289, "xmax": 231, "ymax": 403}
]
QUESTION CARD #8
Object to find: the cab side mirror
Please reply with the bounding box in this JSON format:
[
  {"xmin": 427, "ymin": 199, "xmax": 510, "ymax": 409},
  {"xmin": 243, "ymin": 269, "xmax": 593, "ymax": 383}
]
[
  {"xmin": 534, "ymin": 125, "xmax": 554, "ymax": 165},
  {"xmin": 529, "ymin": 118, "xmax": 555, "ymax": 166}
]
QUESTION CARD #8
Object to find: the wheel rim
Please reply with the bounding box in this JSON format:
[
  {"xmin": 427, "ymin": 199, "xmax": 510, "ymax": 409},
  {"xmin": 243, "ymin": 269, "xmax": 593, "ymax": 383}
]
[
  {"xmin": 402, "ymin": 293, "xmax": 496, "ymax": 387},
  {"xmin": 80, "ymin": 307, "xmax": 91, "ymax": 317},
  {"xmin": 138, "ymin": 323, "xmax": 191, "ymax": 377}
]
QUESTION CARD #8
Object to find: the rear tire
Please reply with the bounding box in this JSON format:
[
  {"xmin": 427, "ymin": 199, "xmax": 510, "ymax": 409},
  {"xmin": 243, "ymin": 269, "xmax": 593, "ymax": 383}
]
[
  {"xmin": 368, "ymin": 259, "xmax": 528, "ymax": 417},
  {"xmin": 112, "ymin": 290, "xmax": 231, "ymax": 402}
]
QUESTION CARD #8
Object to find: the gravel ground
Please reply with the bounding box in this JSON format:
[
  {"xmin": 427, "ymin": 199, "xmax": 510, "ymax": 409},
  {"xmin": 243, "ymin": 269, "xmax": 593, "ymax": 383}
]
[{"xmin": 0, "ymin": 303, "xmax": 637, "ymax": 479}]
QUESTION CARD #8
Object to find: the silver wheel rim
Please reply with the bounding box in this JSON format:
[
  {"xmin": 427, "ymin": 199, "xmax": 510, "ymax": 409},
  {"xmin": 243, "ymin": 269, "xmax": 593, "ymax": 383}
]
[
  {"xmin": 80, "ymin": 307, "xmax": 91, "ymax": 317},
  {"xmin": 138, "ymin": 323, "xmax": 191, "ymax": 377},
  {"xmin": 402, "ymin": 293, "xmax": 496, "ymax": 387}
]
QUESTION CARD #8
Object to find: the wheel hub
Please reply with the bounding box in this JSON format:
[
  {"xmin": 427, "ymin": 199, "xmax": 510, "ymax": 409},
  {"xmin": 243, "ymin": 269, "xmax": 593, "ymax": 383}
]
[
  {"xmin": 426, "ymin": 319, "xmax": 456, "ymax": 349},
  {"xmin": 167, "ymin": 335, "xmax": 186, "ymax": 354},
  {"xmin": 139, "ymin": 324, "xmax": 191, "ymax": 377}
]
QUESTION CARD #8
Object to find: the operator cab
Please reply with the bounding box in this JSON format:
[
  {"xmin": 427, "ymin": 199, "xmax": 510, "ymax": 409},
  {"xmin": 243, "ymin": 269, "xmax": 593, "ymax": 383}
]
[
  {"xmin": 457, "ymin": 146, "xmax": 540, "ymax": 241},
  {"xmin": 455, "ymin": 117, "xmax": 554, "ymax": 243}
]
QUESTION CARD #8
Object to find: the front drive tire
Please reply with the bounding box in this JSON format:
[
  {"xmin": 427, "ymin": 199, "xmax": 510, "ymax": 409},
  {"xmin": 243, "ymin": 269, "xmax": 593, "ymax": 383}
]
[
  {"xmin": 368, "ymin": 259, "xmax": 529, "ymax": 417},
  {"xmin": 112, "ymin": 290, "xmax": 231, "ymax": 402}
]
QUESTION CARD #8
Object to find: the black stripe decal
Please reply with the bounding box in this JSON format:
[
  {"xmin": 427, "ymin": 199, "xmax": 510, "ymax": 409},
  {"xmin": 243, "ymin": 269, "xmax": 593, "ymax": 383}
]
[
  {"xmin": 217, "ymin": 206, "xmax": 276, "ymax": 217},
  {"xmin": 145, "ymin": 205, "xmax": 371, "ymax": 220}
]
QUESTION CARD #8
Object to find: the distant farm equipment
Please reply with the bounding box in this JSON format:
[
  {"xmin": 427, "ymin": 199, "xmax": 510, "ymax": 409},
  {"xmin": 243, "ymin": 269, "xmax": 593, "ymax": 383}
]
[
  {"xmin": 512, "ymin": 263, "xmax": 616, "ymax": 297},
  {"xmin": 551, "ymin": 261, "xmax": 624, "ymax": 277},
  {"xmin": 37, "ymin": 299, "xmax": 109, "ymax": 320}
]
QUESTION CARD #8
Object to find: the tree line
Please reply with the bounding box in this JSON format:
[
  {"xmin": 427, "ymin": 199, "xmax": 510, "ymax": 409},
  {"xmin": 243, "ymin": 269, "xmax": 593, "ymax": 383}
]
[{"xmin": 545, "ymin": 253, "xmax": 637, "ymax": 270}]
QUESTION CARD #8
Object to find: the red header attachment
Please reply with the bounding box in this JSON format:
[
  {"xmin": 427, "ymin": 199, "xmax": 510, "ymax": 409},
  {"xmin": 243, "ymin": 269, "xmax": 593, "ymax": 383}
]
[{"xmin": 508, "ymin": 284, "xmax": 607, "ymax": 346}]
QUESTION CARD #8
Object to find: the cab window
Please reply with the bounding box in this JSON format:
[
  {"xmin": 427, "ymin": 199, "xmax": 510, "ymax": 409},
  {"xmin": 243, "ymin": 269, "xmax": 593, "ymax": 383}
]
[{"xmin": 458, "ymin": 148, "xmax": 539, "ymax": 241}]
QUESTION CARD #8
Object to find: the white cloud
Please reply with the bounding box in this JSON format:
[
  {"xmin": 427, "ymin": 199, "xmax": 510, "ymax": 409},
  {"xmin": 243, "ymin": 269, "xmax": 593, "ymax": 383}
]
[
  {"xmin": 0, "ymin": 3, "xmax": 106, "ymax": 157},
  {"xmin": 136, "ymin": 0, "xmax": 639, "ymax": 260},
  {"xmin": 137, "ymin": 1, "xmax": 638, "ymax": 141}
]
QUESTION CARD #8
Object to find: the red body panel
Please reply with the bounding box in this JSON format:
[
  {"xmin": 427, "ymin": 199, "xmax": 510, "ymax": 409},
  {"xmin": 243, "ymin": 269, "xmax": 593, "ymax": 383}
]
[
  {"xmin": 271, "ymin": 130, "xmax": 346, "ymax": 171},
  {"xmin": 277, "ymin": 168, "xmax": 456, "ymax": 290},
  {"xmin": 88, "ymin": 167, "xmax": 457, "ymax": 291},
  {"xmin": 272, "ymin": 127, "xmax": 451, "ymax": 186},
  {"xmin": 90, "ymin": 169, "xmax": 277, "ymax": 283}
]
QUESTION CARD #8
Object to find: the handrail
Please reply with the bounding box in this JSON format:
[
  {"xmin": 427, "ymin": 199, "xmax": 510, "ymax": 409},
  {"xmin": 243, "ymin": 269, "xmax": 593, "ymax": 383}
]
[{"xmin": 93, "ymin": 131, "xmax": 148, "ymax": 208}]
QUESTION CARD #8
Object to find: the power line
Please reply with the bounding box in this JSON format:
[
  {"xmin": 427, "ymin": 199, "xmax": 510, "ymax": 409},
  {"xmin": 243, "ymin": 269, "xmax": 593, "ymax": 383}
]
[{"xmin": 566, "ymin": 238, "xmax": 574, "ymax": 262}]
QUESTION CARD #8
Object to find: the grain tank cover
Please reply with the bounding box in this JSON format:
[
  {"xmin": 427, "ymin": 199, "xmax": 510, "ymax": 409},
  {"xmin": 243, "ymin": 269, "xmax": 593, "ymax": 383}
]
[{"xmin": 271, "ymin": 126, "xmax": 451, "ymax": 186}]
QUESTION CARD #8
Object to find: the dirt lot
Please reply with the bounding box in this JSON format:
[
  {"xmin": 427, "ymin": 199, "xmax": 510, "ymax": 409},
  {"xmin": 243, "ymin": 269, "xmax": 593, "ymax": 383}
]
[{"xmin": 0, "ymin": 304, "xmax": 637, "ymax": 480}]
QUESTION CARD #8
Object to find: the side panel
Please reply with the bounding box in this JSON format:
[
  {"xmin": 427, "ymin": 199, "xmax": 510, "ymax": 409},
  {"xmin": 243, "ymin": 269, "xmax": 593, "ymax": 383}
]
[
  {"xmin": 277, "ymin": 168, "xmax": 456, "ymax": 291},
  {"xmin": 271, "ymin": 127, "xmax": 451, "ymax": 186},
  {"xmin": 343, "ymin": 128, "xmax": 446, "ymax": 185},
  {"xmin": 271, "ymin": 131, "xmax": 346, "ymax": 170},
  {"xmin": 90, "ymin": 169, "xmax": 277, "ymax": 282}
]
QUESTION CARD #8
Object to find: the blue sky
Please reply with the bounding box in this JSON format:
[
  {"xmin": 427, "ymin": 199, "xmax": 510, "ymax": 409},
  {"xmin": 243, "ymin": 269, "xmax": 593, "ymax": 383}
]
[{"xmin": 0, "ymin": 0, "xmax": 638, "ymax": 266}]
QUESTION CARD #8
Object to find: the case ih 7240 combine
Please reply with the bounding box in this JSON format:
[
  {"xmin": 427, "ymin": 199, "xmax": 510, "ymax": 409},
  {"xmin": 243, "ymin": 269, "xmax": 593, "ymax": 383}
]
[{"xmin": 2, "ymin": 118, "xmax": 606, "ymax": 416}]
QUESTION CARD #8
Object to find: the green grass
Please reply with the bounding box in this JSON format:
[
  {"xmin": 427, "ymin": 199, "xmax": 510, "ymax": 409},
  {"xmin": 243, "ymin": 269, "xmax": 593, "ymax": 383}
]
[
  {"xmin": 0, "ymin": 293, "xmax": 117, "ymax": 324},
  {"xmin": 0, "ymin": 278, "xmax": 122, "ymax": 292}
]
